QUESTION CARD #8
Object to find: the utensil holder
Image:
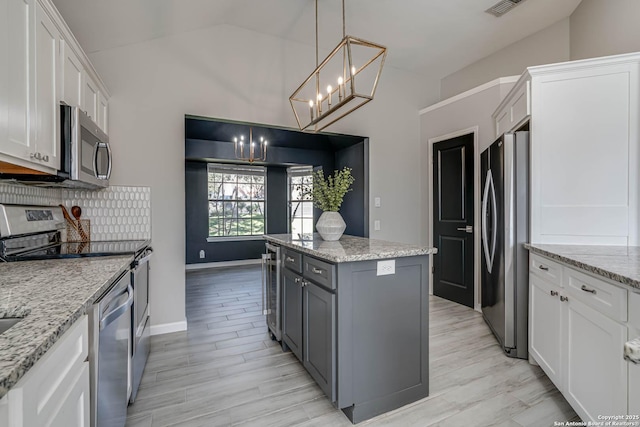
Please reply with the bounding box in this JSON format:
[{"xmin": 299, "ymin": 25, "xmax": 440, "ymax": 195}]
[{"xmin": 67, "ymin": 219, "xmax": 91, "ymax": 242}]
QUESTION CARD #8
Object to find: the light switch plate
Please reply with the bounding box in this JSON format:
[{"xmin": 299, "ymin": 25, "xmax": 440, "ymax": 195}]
[
  {"xmin": 374, "ymin": 220, "xmax": 381, "ymax": 231},
  {"xmin": 377, "ymin": 259, "xmax": 395, "ymax": 276},
  {"xmin": 374, "ymin": 197, "xmax": 381, "ymax": 208}
]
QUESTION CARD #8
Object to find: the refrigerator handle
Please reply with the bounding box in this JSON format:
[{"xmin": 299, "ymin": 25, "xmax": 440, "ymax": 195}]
[
  {"xmin": 482, "ymin": 171, "xmax": 493, "ymax": 273},
  {"xmin": 488, "ymin": 172, "xmax": 498, "ymax": 270},
  {"xmin": 261, "ymin": 253, "xmax": 269, "ymax": 315}
]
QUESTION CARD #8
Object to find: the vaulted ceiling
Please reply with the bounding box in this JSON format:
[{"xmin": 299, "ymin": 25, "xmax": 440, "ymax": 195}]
[{"xmin": 52, "ymin": 0, "xmax": 582, "ymax": 79}]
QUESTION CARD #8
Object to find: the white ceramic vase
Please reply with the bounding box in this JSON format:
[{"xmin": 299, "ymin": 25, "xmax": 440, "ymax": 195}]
[{"xmin": 316, "ymin": 211, "xmax": 346, "ymax": 241}]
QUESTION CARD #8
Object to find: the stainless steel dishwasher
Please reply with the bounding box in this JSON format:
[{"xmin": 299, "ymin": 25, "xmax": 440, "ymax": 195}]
[{"xmin": 89, "ymin": 270, "xmax": 133, "ymax": 427}]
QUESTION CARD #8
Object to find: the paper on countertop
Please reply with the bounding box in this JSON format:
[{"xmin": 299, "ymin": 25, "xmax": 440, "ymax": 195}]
[{"xmin": 624, "ymin": 337, "xmax": 640, "ymax": 364}]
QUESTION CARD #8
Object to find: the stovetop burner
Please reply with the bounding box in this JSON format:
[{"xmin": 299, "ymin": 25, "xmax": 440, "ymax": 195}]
[{"xmin": 2, "ymin": 240, "xmax": 150, "ymax": 261}]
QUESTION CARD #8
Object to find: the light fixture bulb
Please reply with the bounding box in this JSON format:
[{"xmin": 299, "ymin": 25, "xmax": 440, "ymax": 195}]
[
  {"xmin": 338, "ymin": 76, "xmax": 343, "ymax": 85},
  {"xmin": 240, "ymin": 135, "xmax": 244, "ymax": 140},
  {"xmin": 317, "ymin": 93, "xmax": 323, "ymax": 101},
  {"xmin": 234, "ymin": 137, "xmax": 237, "ymax": 143},
  {"xmin": 327, "ymin": 85, "xmax": 332, "ymax": 94},
  {"xmin": 264, "ymin": 140, "xmax": 268, "ymax": 145},
  {"xmin": 239, "ymin": 141, "xmax": 243, "ymax": 146},
  {"xmin": 309, "ymin": 100, "xmax": 314, "ymax": 107},
  {"xmin": 251, "ymin": 142, "xmax": 255, "ymax": 147},
  {"xmin": 260, "ymin": 136, "xmax": 264, "ymax": 142},
  {"xmin": 351, "ymin": 66, "xmax": 356, "ymax": 75}
]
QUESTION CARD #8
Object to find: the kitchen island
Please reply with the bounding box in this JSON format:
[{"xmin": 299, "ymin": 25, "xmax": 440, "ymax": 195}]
[{"xmin": 264, "ymin": 234, "xmax": 437, "ymax": 424}]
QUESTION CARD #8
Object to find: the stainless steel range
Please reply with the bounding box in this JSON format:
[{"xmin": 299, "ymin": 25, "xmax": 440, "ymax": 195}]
[{"xmin": 0, "ymin": 203, "xmax": 152, "ymax": 426}]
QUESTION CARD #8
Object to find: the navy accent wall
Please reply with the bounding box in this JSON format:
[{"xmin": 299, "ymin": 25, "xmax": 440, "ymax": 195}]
[
  {"xmin": 185, "ymin": 118, "xmax": 369, "ymax": 264},
  {"xmin": 335, "ymin": 139, "xmax": 369, "ymax": 237}
]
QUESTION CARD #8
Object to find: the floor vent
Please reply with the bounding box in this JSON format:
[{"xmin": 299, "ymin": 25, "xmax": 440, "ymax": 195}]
[{"xmin": 486, "ymin": 0, "xmax": 526, "ymax": 17}]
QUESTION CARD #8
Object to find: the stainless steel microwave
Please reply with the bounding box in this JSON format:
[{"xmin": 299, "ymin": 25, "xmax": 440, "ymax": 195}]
[{"xmin": 60, "ymin": 104, "xmax": 112, "ymax": 188}]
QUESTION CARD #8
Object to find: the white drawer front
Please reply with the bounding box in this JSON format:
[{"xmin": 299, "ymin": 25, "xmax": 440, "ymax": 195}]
[
  {"xmin": 530, "ymin": 253, "xmax": 563, "ymax": 284},
  {"xmin": 630, "ymin": 290, "xmax": 640, "ymax": 330},
  {"xmin": 564, "ymin": 267, "xmax": 627, "ymax": 322}
]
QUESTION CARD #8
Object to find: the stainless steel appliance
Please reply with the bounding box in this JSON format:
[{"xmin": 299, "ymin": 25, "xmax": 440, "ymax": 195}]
[
  {"xmin": 129, "ymin": 246, "xmax": 152, "ymax": 403},
  {"xmin": 481, "ymin": 131, "xmax": 529, "ymax": 359},
  {"xmin": 262, "ymin": 242, "xmax": 282, "ymax": 341},
  {"xmin": 89, "ymin": 271, "xmax": 132, "ymax": 427}
]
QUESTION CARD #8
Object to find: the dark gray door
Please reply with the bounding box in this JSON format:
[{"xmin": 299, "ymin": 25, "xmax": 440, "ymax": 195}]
[
  {"xmin": 432, "ymin": 133, "xmax": 474, "ymax": 308},
  {"xmin": 303, "ymin": 281, "xmax": 336, "ymax": 402},
  {"xmin": 282, "ymin": 268, "xmax": 303, "ymax": 361}
]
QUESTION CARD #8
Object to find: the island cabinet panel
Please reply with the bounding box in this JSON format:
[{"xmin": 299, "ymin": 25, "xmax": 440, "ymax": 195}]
[
  {"xmin": 282, "ymin": 267, "xmax": 303, "ymax": 361},
  {"xmin": 303, "ymin": 281, "xmax": 336, "ymax": 402},
  {"xmin": 337, "ymin": 258, "xmax": 429, "ymax": 423}
]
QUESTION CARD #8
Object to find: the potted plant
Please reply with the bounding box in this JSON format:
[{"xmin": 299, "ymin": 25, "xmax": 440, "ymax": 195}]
[{"xmin": 311, "ymin": 167, "xmax": 354, "ymax": 241}]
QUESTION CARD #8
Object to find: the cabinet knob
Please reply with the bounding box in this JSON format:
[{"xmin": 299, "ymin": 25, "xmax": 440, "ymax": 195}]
[
  {"xmin": 560, "ymin": 295, "xmax": 569, "ymax": 302},
  {"xmin": 286, "ymin": 256, "xmax": 295, "ymax": 263},
  {"xmin": 294, "ymin": 277, "xmax": 301, "ymax": 284},
  {"xmin": 42, "ymin": 155, "xmax": 49, "ymax": 162},
  {"xmin": 550, "ymin": 290, "xmax": 558, "ymax": 297}
]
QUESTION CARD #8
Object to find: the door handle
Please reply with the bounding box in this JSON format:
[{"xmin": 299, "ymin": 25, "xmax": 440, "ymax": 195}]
[{"xmin": 457, "ymin": 225, "xmax": 473, "ymax": 233}]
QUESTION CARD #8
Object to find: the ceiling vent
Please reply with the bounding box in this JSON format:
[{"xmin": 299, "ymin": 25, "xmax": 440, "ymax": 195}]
[{"xmin": 485, "ymin": 0, "xmax": 526, "ymax": 17}]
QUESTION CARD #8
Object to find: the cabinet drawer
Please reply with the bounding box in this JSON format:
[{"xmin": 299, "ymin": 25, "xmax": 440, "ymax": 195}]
[
  {"xmin": 564, "ymin": 267, "xmax": 627, "ymax": 322},
  {"xmin": 304, "ymin": 256, "xmax": 335, "ymax": 290},
  {"xmin": 282, "ymin": 248, "xmax": 303, "ymax": 274},
  {"xmin": 530, "ymin": 253, "xmax": 563, "ymax": 284}
]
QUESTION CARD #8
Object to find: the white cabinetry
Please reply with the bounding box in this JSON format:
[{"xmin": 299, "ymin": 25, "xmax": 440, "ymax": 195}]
[
  {"xmin": 0, "ymin": 0, "xmax": 110, "ymax": 176},
  {"xmin": 0, "ymin": 0, "xmax": 33, "ymax": 166},
  {"xmin": 0, "ymin": 395, "xmax": 8, "ymax": 427},
  {"xmin": 529, "ymin": 253, "xmax": 631, "ymax": 422},
  {"xmin": 7, "ymin": 315, "xmax": 90, "ymax": 427},
  {"xmin": 33, "ymin": 1, "xmax": 61, "ymax": 170},
  {"xmin": 629, "ymin": 291, "xmax": 640, "ymax": 416},
  {"xmin": 61, "ymin": 40, "xmax": 83, "ymax": 108},
  {"xmin": 496, "ymin": 53, "xmax": 640, "ymax": 246}
]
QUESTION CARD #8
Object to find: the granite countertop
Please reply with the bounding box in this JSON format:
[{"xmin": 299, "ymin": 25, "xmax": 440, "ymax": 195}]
[
  {"xmin": 525, "ymin": 243, "xmax": 640, "ymax": 291},
  {"xmin": 264, "ymin": 234, "xmax": 437, "ymax": 263},
  {"xmin": 0, "ymin": 255, "xmax": 134, "ymax": 398}
]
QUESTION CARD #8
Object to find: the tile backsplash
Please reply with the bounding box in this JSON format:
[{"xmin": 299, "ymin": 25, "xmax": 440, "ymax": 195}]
[{"xmin": 0, "ymin": 182, "xmax": 151, "ymax": 241}]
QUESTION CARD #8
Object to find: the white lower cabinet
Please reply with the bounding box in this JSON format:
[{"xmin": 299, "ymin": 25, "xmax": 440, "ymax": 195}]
[
  {"xmin": 564, "ymin": 297, "xmax": 628, "ymax": 420},
  {"xmin": 7, "ymin": 315, "xmax": 90, "ymax": 427},
  {"xmin": 529, "ymin": 253, "xmax": 631, "ymax": 421},
  {"xmin": 629, "ymin": 291, "xmax": 640, "ymax": 416}
]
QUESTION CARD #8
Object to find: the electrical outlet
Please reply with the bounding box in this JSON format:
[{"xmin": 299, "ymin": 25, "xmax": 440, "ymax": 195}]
[
  {"xmin": 377, "ymin": 260, "xmax": 395, "ymax": 276},
  {"xmin": 374, "ymin": 220, "xmax": 381, "ymax": 231},
  {"xmin": 199, "ymin": 250, "xmax": 205, "ymax": 259},
  {"xmin": 374, "ymin": 197, "xmax": 381, "ymax": 208}
]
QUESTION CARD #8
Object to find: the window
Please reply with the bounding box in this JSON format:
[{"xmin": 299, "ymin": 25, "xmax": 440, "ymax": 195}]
[
  {"xmin": 288, "ymin": 166, "xmax": 314, "ymax": 236},
  {"xmin": 208, "ymin": 164, "xmax": 266, "ymax": 238}
]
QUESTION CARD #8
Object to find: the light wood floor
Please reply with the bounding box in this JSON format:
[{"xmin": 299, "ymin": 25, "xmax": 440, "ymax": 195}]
[{"xmin": 126, "ymin": 265, "xmax": 579, "ymax": 427}]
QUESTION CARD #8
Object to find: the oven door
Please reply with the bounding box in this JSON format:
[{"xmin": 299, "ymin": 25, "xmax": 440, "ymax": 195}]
[{"xmin": 71, "ymin": 107, "xmax": 111, "ymax": 188}]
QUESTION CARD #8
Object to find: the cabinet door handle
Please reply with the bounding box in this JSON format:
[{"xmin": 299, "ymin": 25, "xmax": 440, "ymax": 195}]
[
  {"xmin": 560, "ymin": 296, "xmax": 569, "ymax": 302},
  {"xmin": 286, "ymin": 256, "xmax": 295, "ymax": 263},
  {"xmin": 580, "ymin": 285, "xmax": 597, "ymax": 294},
  {"xmin": 42, "ymin": 155, "xmax": 49, "ymax": 162},
  {"xmin": 550, "ymin": 290, "xmax": 558, "ymax": 297},
  {"xmin": 301, "ymin": 280, "xmax": 307, "ymax": 287},
  {"xmin": 294, "ymin": 277, "xmax": 302, "ymax": 284},
  {"xmin": 538, "ymin": 265, "xmax": 549, "ymax": 271},
  {"xmin": 312, "ymin": 267, "xmax": 323, "ymax": 274}
]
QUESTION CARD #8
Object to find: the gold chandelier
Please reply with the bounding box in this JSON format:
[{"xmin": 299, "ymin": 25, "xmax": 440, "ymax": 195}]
[
  {"xmin": 289, "ymin": 0, "xmax": 387, "ymax": 132},
  {"xmin": 234, "ymin": 128, "xmax": 267, "ymax": 163}
]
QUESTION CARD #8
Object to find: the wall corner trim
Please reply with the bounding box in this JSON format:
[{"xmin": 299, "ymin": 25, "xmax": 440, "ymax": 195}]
[
  {"xmin": 150, "ymin": 320, "xmax": 188, "ymax": 336},
  {"xmin": 419, "ymin": 76, "xmax": 520, "ymax": 116}
]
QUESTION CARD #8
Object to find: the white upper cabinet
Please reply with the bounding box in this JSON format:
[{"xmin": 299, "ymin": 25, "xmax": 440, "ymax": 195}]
[
  {"xmin": 61, "ymin": 40, "xmax": 83, "ymax": 108},
  {"xmin": 33, "ymin": 1, "xmax": 61, "ymax": 170},
  {"xmin": 0, "ymin": 0, "xmax": 110, "ymax": 175},
  {"xmin": 495, "ymin": 53, "xmax": 640, "ymax": 246},
  {"xmin": 0, "ymin": 0, "xmax": 33, "ymax": 163}
]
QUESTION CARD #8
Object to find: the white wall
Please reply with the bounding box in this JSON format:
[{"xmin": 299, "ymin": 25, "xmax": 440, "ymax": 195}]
[
  {"xmin": 440, "ymin": 18, "xmax": 570, "ymax": 99},
  {"xmin": 88, "ymin": 24, "xmax": 438, "ymax": 329},
  {"xmin": 570, "ymin": 0, "xmax": 640, "ymax": 60}
]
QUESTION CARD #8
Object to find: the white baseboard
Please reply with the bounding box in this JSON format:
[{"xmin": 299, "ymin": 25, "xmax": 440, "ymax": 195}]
[
  {"xmin": 185, "ymin": 258, "xmax": 261, "ymax": 271},
  {"xmin": 150, "ymin": 319, "xmax": 188, "ymax": 336}
]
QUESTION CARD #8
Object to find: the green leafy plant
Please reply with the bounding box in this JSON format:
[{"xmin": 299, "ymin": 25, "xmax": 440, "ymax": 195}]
[{"xmin": 311, "ymin": 167, "xmax": 355, "ymax": 212}]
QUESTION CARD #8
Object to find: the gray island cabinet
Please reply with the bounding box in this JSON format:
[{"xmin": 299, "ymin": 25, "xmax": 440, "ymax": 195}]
[{"xmin": 264, "ymin": 234, "xmax": 437, "ymax": 424}]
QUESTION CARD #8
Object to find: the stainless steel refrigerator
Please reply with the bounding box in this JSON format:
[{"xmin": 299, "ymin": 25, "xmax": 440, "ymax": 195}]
[{"xmin": 481, "ymin": 131, "xmax": 529, "ymax": 359}]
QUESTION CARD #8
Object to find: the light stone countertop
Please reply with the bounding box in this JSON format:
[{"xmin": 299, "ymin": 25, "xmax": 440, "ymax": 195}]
[
  {"xmin": 264, "ymin": 234, "xmax": 437, "ymax": 263},
  {"xmin": 0, "ymin": 255, "xmax": 134, "ymax": 398},
  {"xmin": 525, "ymin": 243, "xmax": 640, "ymax": 291}
]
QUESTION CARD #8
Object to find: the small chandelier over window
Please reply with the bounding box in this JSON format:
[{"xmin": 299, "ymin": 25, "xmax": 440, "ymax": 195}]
[
  {"xmin": 234, "ymin": 128, "xmax": 267, "ymax": 163},
  {"xmin": 289, "ymin": 0, "xmax": 387, "ymax": 132}
]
